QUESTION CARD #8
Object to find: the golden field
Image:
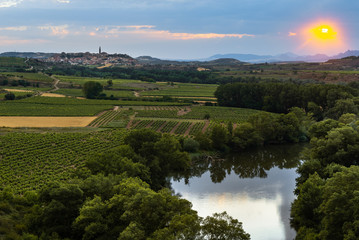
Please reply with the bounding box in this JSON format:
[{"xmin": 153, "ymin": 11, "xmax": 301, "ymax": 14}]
[{"xmin": 0, "ymin": 117, "xmax": 97, "ymax": 128}]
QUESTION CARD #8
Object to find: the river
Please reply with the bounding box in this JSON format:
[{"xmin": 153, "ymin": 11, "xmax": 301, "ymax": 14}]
[{"xmin": 171, "ymin": 144, "xmax": 305, "ymax": 240}]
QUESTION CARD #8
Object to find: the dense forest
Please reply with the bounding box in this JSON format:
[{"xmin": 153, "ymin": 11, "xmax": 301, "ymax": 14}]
[
  {"xmin": 215, "ymin": 81, "xmax": 359, "ymax": 119},
  {"xmin": 290, "ymin": 115, "xmax": 359, "ymax": 239}
]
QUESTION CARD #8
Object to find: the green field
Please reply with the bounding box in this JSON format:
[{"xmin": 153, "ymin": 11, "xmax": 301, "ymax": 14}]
[
  {"xmin": 0, "ymin": 57, "xmax": 26, "ymax": 67},
  {"xmin": 55, "ymin": 75, "xmax": 157, "ymax": 90},
  {"xmin": 55, "ymin": 88, "xmax": 135, "ymax": 98},
  {"xmin": 141, "ymin": 82, "xmax": 217, "ymax": 97},
  {"xmin": 135, "ymin": 106, "xmax": 264, "ymax": 123},
  {"xmin": 0, "ymin": 72, "xmax": 53, "ymax": 82},
  {"xmin": 0, "ymin": 130, "xmax": 126, "ymax": 193},
  {"xmin": 0, "ymin": 96, "xmax": 190, "ymax": 116}
]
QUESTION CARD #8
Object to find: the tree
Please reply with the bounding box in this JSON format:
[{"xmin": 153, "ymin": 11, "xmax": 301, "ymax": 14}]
[
  {"xmin": 4, "ymin": 92, "xmax": 15, "ymax": 100},
  {"xmin": 201, "ymin": 212, "xmax": 250, "ymax": 240},
  {"xmin": 210, "ymin": 124, "xmax": 229, "ymax": 151},
  {"xmin": 73, "ymin": 177, "xmax": 201, "ymax": 240},
  {"xmin": 82, "ymin": 81, "xmax": 103, "ymax": 99},
  {"xmin": 232, "ymin": 122, "xmax": 263, "ymax": 150}
]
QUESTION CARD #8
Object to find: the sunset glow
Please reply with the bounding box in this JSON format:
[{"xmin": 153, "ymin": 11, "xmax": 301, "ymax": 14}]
[
  {"xmin": 311, "ymin": 24, "xmax": 337, "ymax": 40},
  {"xmin": 298, "ymin": 20, "xmax": 347, "ymax": 55}
]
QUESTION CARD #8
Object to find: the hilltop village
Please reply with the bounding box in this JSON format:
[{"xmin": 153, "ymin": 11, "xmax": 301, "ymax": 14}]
[{"xmin": 45, "ymin": 47, "xmax": 138, "ymax": 66}]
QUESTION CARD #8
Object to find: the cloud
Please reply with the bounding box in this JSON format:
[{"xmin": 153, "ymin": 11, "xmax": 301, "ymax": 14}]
[
  {"xmin": 288, "ymin": 32, "xmax": 297, "ymax": 36},
  {"xmin": 0, "ymin": 36, "xmax": 48, "ymax": 46},
  {"xmin": 57, "ymin": 0, "xmax": 70, "ymax": 3},
  {"xmin": 0, "ymin": 0, "xmax": 22, "ymax": 8},
  {"xmin": 0, "ymin": 26, "xmax": 27, "ymax": 31},
  {"xmin": 38, "ymin": 25, "xmax": 69, "ymax": 37},
  {"xmin": 99, "ymin": 25, "xmax": 254, "ymax": 40}
]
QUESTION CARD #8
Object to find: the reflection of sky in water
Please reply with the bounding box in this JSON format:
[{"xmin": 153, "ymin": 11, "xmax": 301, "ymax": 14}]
[{"xmin": 172, "ymin": 166, "xmax": 298, "ymax": 240}]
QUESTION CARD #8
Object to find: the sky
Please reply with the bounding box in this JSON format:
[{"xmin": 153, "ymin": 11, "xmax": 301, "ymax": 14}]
[{"xmin": 0, "ymin": 0, "xmax": 358, "ymax": 59}]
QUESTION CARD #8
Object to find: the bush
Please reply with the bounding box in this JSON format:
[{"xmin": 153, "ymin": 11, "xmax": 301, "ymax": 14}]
[
  {"xmin": 82, "ymin": 81, "xmax": 103, "ymax": 99},
  {"xmin": 4, "ymin": 92, "xmax": 15, "ymax": 100},
  {"xmin": 183, "ymin": 138, "xmax": 200, "ymax": 152}
]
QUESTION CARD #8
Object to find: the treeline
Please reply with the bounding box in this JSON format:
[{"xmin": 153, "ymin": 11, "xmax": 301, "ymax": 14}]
[
  {"xmin": 46, "ymin": 66, "xmax": 216, "ymax": 84},
  {"xmin": 187, "ymin": 108, "xmax": 311, "ymax": 154},
  {"xmin": 0, "ymin": 129, "xmax": 250, "ymax": 240},
  {"xmin": 215, "ymin": 82, "xmax": 359, "ymax": 119},
  {"xmin": 290, "ymin": 114, "xmax": 359, "ymax": 239},
  {"xmin": 46, "ymin": 64, "xmax": 295, "ymax": 85}
]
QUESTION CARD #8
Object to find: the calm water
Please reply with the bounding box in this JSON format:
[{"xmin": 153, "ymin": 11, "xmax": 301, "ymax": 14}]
[{"xmin": 171, "ymin": 144, "xmax": 305, "ymax": 240}]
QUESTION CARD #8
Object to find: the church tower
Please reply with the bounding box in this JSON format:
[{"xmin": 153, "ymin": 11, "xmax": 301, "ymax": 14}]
[{"xmin": 99, "ymin": 46, "xmax": 102, "ymax": 54}]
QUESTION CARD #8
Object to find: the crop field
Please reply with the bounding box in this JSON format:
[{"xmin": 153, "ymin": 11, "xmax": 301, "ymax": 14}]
[
  {"xmin": 0, "ymin": 72, "xmax": 53, "ymax": 82},
  {"xmin": 0, "ymin": 96, "xmax": 189, "ymax": 116},
  {"xmin": 0, "ymin": 101, "xmax": 112, "ymax": 116},
  {"xmin": 54, "ymin": 75, "xmax": 158, "ymax": 90},
  {"xmin": 88, "ymin": 110, "xmax": 122, "ymax": 127},
  {"xmin": 2, "ymin": 86, "xmax": 51, "ymax": 92},
  {"xmin": 15, "ymin": 96, "xmax": 189, "ymax": 106},
  {"xmin": 1, "ymin": 91, "xmax": 33, "ymax": 100},
  {"xmin": 3, "ymin": 88, "xmax": 33, "ymax": 93},
  {"xmin": 0, "ymin": 116, "xmax": 96, "ymax": 127},
  {"xmin": 180, "ymin": 106, "xmax": 263, "ymax": 122},
  {"xmin": 0, "ymin": 57, "xmax": 26, "ymax": 67},
  {"xmin": 126, "ymin": 117, "xmax": 207, "ymax": 135},
  {"xmin": 132, "ymin": 106, "xmax": 263, "ymax": 123},
  {"xmin": 141, "ymin": 82, "xmax": 217, "ymax": 97},
  {"xmin": 54, "ymin": 88, "xmax": 135, "ymax": 98},
  {"xmin": 40, "ymin": 93, "xmax": 66, "ymax": 98},
  {"xmin": 0, "ymin": 130, "xmax": 126, "ymax": 193}
]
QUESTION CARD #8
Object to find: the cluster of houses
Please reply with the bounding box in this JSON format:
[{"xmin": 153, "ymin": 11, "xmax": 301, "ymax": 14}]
[{"xmin": 45, "ymin": 49, "xmax": 138, "ymax": 67}]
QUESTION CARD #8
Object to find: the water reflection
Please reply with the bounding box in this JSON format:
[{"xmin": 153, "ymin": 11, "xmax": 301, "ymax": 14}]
[{"xmin": 171, "ymin": 144, "xmax": 305, "ymax": 240}]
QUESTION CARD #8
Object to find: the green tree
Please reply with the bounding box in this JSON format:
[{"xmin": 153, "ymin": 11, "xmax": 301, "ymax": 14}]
[
  {"xmin": 5, "ymin": 92, "xmax": 15, "ymax": 100},
  {"xmin": 210, "ymin": 124, "xmax": 229, "ymax": 151},
  {"xmin": 28, "ymin": 183, "xmax": 84, "ymax": 239},
  {"xmin": 232, "ymin": 122, "xmax": 263, "ymax": 150},
  {"xmin": 82, "ymin": 81, "xmax": 103, "ymax": 99},
  {"xmin": 201, "ymin": 212, "xmax": 250, "ymax": 240},
  {"xmin": 73, "ymin": 178, "xmax": 201, "ymax": 240}
]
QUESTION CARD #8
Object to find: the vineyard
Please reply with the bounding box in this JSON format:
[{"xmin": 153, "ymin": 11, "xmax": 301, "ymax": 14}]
[
  {"xmin": 0, "ymin": 72, "xmax": 53, "ymax": 82},
  {"xmin": 0, "ymin": 97, "xmax": 190, "ymax": 116},
  {"xmin": 88, "ymin": 110, "xmax": 122, "ymax": 127},
  {"xmin": 55, "ymin": 88, "xmax": 135, "ymax": 98},
  {"xmin": 141, "ymin": 82, "xmax": 217, "ymax": 97},
  {"xmin": 133, "ymin": 106, "xmax": 264, "ymax": 123},
  {"xmin": 125, "ymin": 118, "xmax": 207, "ymax": 136},
  {"xmin": 0, "ymin": 101, "xmax": 113, "ymax": 116},
  {"xmin": 54, "ymin": 75, "xmax": 158, "ymax": 90},
  {"xmin": 0, "ymin": 130, "xmax": 126, "ymax": 193},
  {"xmin": 0, "ymin": 57, "xmax": 26, "ymax": 67}
]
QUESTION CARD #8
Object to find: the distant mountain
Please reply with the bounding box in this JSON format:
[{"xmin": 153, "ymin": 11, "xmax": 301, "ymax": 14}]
[
  {"xmin": 0, "ymin": 52, "xmax": 55, "ymax": 59},
  {"xmin": 3, "ymin": 50, "xmax": 359, "ymax": 65},
  {"xmin": 136, "ymin": 56, "xmax": 244, "ymax": 66},
  {"xmin": 207, "ymin": 50, "xmax": 359, "ymax": 63},
  {"xmin": 332, "ymin": 50, "xmax": 359, "ymax": 59}
]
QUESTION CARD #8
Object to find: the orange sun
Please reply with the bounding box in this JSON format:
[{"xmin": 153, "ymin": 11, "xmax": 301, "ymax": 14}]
[
  {"xmin": 311, "ymin": 24, "xmax": 337, "ymax": 40},
  {"xmin": 297, "ymin": 20, "xmax": 347, "ymax": 55}
]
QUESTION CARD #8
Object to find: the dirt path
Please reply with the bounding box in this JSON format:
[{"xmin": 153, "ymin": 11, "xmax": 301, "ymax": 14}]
[
  {"xmin": 126, "ymin": 113, "xmax": 137, "ymax": 129},
  {"xmin": 177, "ymin": 106, "xmax": 191, "ymax": 116},
  {"xmin": 37, "ymin": 74, "xmax": 61, "ymax": 96},
  {"xmin": 134, "ymin": 91, "xmax": 140, "ymax": 97},
  {"xmin": 51, "ymin": 78, "xmax": 60, "ymax": 92},
  {"xmin": 202, "ymin": 120, "xmax": 210, "ymax": 133},
  {"xmin": 184, "ymin": 122, "xmax": 196, "ymax": 136}
]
